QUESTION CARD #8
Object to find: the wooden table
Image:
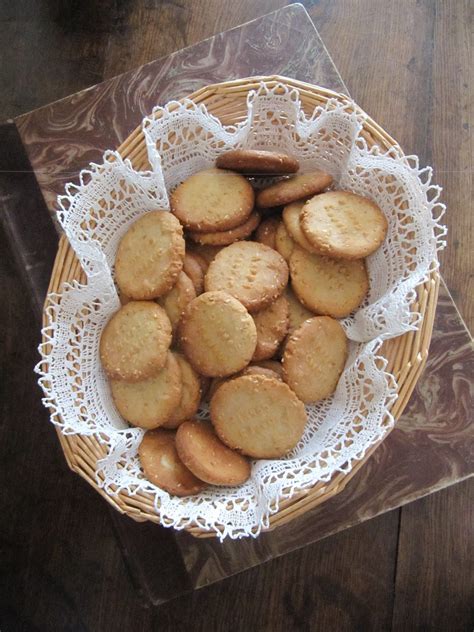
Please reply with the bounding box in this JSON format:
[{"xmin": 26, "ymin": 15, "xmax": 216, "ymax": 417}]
[{"xmin": 0, "ymin": 2, "xmax": 472, "ymax": 631}]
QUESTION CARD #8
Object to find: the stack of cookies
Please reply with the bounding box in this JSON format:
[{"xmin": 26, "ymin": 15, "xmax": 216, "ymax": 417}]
[{"xmin": 99, "ymin": 149, "xmax": 388, "ymax": 496}]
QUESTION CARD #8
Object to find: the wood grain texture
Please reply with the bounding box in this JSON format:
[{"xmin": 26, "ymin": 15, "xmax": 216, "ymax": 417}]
[{"xmin": 0, "ymin": 1, "xmax": 473, "ymax": 630}]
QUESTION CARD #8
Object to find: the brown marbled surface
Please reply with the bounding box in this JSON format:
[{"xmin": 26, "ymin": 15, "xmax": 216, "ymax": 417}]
[
  {"xmin": 5, "ymin": 1, "xmax": 472, "ymax": 606},
  {"xmin": 176, "ymin": 279, "xmax": 473, "ymax": 587},
  {"xmin": 15, "ymin": 4, "xmax": 345, "ymax": 217}
]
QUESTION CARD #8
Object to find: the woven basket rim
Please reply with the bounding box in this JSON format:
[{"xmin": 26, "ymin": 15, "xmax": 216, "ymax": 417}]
[{"xmin": 43, "ymin": 75, "xmax": 440, "ymax": 538}]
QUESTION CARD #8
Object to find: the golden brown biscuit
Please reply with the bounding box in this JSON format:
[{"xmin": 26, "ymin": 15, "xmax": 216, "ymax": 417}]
[
  {"xmin": 252, "ymin": 294, "xmax": 289, "ymax": 361},
  {"xmin": 161, "ymin": 354, "xmax": 201, "ymax": 429},
  {"xmin": 110, "ymin": 352, "xmax": 182, "ymax": 428},
  {"xmin": 100, "ymin": 301, "xmax": 172, "ymax": 381},
  {"xmin": 186, "ymin": 244, "xmax": 223, "ymax": 266},
  {"xmin": 255, "ymin": 216, "xmax": 280, "ymax": 250},
  {"xmin": 176, "ymin": 420, "xmax": 251, "ymax": 486},
  {"xmin": 289, "ymin": 247, "xmax": 369, "ymax": 318},
  {"xmin": 115, "ymin": 211, "xmax": 185, "ymax": 300},
  {"xmin": 275, "ymin": 222, "xmax": 296, "ymax": 262},
  {"xmin": 156, "ymin": 271, "xmax": 196, "ymax": 332},
  {"xmin": 188, "ymin": 211, "xmax": 260, "ymax": 246},
  {"xmin": 216, "ymin": 149, "xmax": 299, "ymax": 175},
  {"xmin": 205, "ymin": 242, "xmax": 289, "ymax": 312},
  {"xmin": 282, "ymin": 316, "xmax": 348, "ymax": 403},
  {"xmin": 282, "ymin": 200, "xmax": 318, "ymax": 252},
  {"xmin": 179, "ymin": 291, "xmax": 257, "ymax": 377},
  {"xmin": 138, "ymin": 429, "xmax": 205, "ymax": 496},
  {"xmin": 300, "ymin": 191, "xmax": 388, "ymax": 259},
  {"xmin": 170, "ymin": 168, "xmax": 254, "ymax": 232},
  {"xmin": 256, "ymin": 171, "xmax": 333, "ymax": 208},
  {"xmin": 284, "ymin": 286, "xmax": 315, "ymax": 333},
  {"xmin": 240, "ymin": 365, "xmax": 282, "ymax": 381},
  {"xmin": 183, "ymin": 253, "xmax": 205, "ymax": 295},
  {"xmin": 257, "ymin": 360, "xmax": 284, "ymax": 379},
  {"xmin": 210, "ymin": 374, "xmax": 307, "ymax": 458}
]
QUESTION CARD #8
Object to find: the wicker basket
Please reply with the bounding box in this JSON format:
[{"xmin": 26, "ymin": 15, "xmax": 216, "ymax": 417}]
[{"xmin": 43, "ymin": 76, "xmax": 440, "ymax": 538}]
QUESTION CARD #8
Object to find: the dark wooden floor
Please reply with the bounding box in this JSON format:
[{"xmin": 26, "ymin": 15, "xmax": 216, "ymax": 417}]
[{"xmin": 0, "ymin": 2, "xmax": 472, "ymax": 631}]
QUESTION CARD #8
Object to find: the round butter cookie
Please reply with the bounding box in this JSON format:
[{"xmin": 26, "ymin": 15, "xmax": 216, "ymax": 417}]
[
  {"xmin": 210, "ymin": 374, "xmax": 307, "ymax": 458},
  {"xmin": 183, "ymin": 253, "xmax": 205, "ymax": 295},
  {"xmin": 289, "ymin": 247, "xmax": 369, "ymax": 318},
  {"xmin": 188, "ymin": 211, "xmax": 260, "ymax": 246},
  {"xmin": 256, "ymin": 171, "xmax": 333, "ymax": 208},
  {"xmin": 205, "ymin": 241, "xmax": 288, "ymax": 312},
  {"xmin": 161, "ymin": 354, "xmax": 201, "ymax": 429},
  {"xmin": 283, "ymin": 200, "xmax": 318, "ymax": 252},
  {"xmin": 282, "ymin": 316, "xmax": 348, "ymax": 403},
  {"xmin": 257, "ymin": 359, "xmax": 284, "ymax": 379},
  {"xmin": 300, "ymin": 191, "xmax": 388, "ymax": 259},
  {"xmin": 255, "ymin": 216, "xmax": 280, "ymax": 250},
  {"xmin": 275, "ymin": 222, "xmax": 296, "ymax": 262},
  {"xmin": 100, "ymin": 301, "xmax": 172, "ymax": 381},
  {"xmin": 111, "ymin": 352, "xmax": 182, "ymax": 428},
  {"xmin": 176, "ymin": 420, "xmax": 251, "ymax": 486},
  {"xmin": 284, "ymin": 286, "xmax": 315, "ymax": 333},
  {"xmin": 179, "ymin": 291, "xmax": 257, "ymax": 377},
  {"xmin": 186, "ymin": 243, "xmax": 223, "ymax": 266},
  {"xmin": 115, "ymin": 211, "xmax": 185, "ymax": 300},
  {"xmin": 170, "ymin": 168, "xmax": 254, "ymax": 232},
  {"xmin": 156, "ymin": 271, "xmax": 196, "ymax": 332},
  {"xmin": 240, "ymin": 365, "xmax": 282, "ymax": 381},
  {"xmin": 139, "ymin": 429, "xmax": 205, "ymax": 496},
  {"xmin": 252, "ymin": 294, "xmax": 289, "ymax": 361},
  {"xmin": 216, "ymin": 149, "xmax": 299, "ymax": 175}
]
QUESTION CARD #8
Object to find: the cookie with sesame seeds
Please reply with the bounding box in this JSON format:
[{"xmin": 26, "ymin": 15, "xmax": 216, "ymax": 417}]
[
  {"xmin": 100, "ymin": 301, "xmax": 172, "ymax": 382},
  {"xmin": 156, "ymin": 271, "xmax": 196, "ymax": 333},
  {"xmin": 176, "ymin": 420, "xmax": 251, "ymax": 486},
  {"xmin": 216, "ymin": 149, "xmax": 299, "ymax": 175},
  {"xmin": 183, "ymin": 252, "xmax": 205, "ymax": 295},
  {"xmin": 282, "ymin": 316, "xmax": 348, "ymax": 404},
  {"xmin": 300, "ymin": 191, "xmax": 388, "ymax": 259},
  {"xmin": 255, "ymin": 216, "xmax": 280, "ymax": 250},
  {"xmin": 240, "ymin": 365, "xmax": 282, "ymax": 381},
  {"xmin": 275, "ymin": 221, "xmax": 296, "ymax": 262},
  {"xmin": 210, "ymin": 374, "xmax": 307, "ymax": 459},
  {"xmin": 251, "ymin": 294, "xmax": 289, "ymax": 361},
  {"xmin": 179, "ymin": 291, "xmax": 257, "ymax": 377},
  {"xmin": 282, "ymin": 200, "xmax": 318, "ymax": 252},
  {"xmin": 256, "ymin": 171, "xmax": 333, "ymax": 208},
  {"xmin": 284, "ymin": 286, "xmax": 315, "ymax": 333},
  {"xmin": 161, "ymin": 354, "xmax": 201, "ymax": 429},
  {"xmin": 289, "ymin": 247, "xmax": 369, "ymax": 318},
  {"xmin": 170, "ymin": 168, "xmax": 254, "ymax": 232},
  {"xmin": 138, "ymin": 429, "xmax": 206, "ymax": 496},
  {"xmin": 110, "ymin": 351, "xmax": 182, "ymax": 428},
  {"xmin": 205, "ymin": 241, "xmax": 288, "ymax": 312},
  {"xmin": 188, "ymin": 211, "xmax": 260, "ymax": 246},
  {"xmin": 115, "ymin": 211, "xmax": 185, "ymax": 300}
]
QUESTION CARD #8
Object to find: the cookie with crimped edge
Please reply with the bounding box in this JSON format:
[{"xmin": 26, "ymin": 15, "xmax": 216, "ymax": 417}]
[
  {"xmin": 156, "ymin": 271, "xmax": 196, "ymax": 332},
  {"xmin": 110, "ymin": 351, "xmax": 182, "ymax": 428},
  {"xmin": 179, "ymin": 291, "xmax": 257, "ymax": 377},
  {"xmin": 256, "ymin": 171, "xmax": 333, "ymax": 208},
  {"xmin": 275, "ymin": 222, "xmax": 296, "ymax": 262},
  {"xmin": 183, "ymin": 253, "xmax": 205, "ymax": 295},
  {"xmin": 300, "ymin": 190, "xmax": 388, "ymax": 259},
  {"xmin": 100, "ymin": 301, "xmax": 172, "ymax": 382},
  {"xmin": 176, "ymin": 420, "xmax": 251, "ymax": 486},
  {"xmin": 252, "ymin": 294, "xmax": 289, "ymax": 361},
  {"xmin": 188, "ymin": 211, "xmax": 260, "ymax": 246},
  {"xmin": 210, "ymin": 374, "xmax": 307, "ymax": 459},
  {"xmin": 115, "ymin": 211, "xmax": 185, "ymax": 300},
  {"xmin": 282, "ymin": 316, "xmax": 348, "ymax": 404},
  {"xmin": 138, "ymin": 429, "xmax": 206, "ymax": 496},
  {"xmin": 283, "ymin": 200, "xmax": 318, "ymax": 252},
  {"xmin": 216, "ymin": 149, "xmax": 299, "ymax": 175},
  {"xmin": 205, "ymin": 241, "xmax": 288, "ymax": 313},
  {"xmin": 289, "ymin": 246, "xmax": 369, "ymax": 318},
  {"xmin": 171, "ymin": 168, "xmax": 254, "ymax": 232},
  {"xmin": 255, "ymin": 216, "xmax": 280, "ymax": 250},
  {"xmin": 161, "ymin": 354, "xmax": 201, "ymax": 429}
]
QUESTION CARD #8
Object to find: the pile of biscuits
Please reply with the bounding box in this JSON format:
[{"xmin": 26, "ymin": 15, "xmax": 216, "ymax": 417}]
[{"xmin": 99, "ymin": 149, "xmax": 388, "ymax": 496}]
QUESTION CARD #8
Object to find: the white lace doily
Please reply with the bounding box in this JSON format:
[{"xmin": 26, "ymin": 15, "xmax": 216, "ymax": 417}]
[{"xmin": 36, "ymin": 82, "xmax": 446, "ymax": 540}]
